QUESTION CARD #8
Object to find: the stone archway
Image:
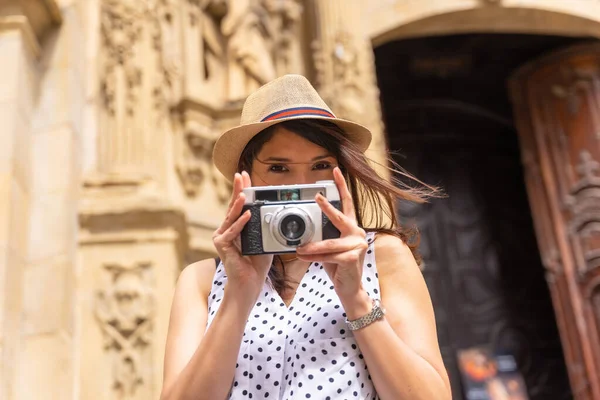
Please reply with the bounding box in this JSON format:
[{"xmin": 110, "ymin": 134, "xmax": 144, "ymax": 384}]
[{"xmin": 363, "ymin": 2, "xmax": 600, "ymax": 46}]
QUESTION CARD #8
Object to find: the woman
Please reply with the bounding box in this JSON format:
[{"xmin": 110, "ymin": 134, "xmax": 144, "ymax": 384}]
[{"xmin": 161, "ymin": 75, "xmax": 451, "ymax": 399}]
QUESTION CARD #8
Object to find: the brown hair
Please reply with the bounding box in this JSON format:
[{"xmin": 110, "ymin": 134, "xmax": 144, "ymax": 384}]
[{"xmin": 237, "ymin": 119, "xmax": 441, "ymax": 294}]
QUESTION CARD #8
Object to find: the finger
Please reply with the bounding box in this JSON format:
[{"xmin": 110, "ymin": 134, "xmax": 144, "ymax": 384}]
[
  {"xmin": 241, "ymin": 170, "xmax": 252, "ymax": 188},
  {"xmin": 227, "ymin": 173, "xmax": 243, "ymax": 209},
  {"xmin": 216, "ymin": 192, "xmax": 246, "ymax": 234},
  {"xmin": 315, "ymin": 193, "xmax": 357, "ymax": 235},
  {"xmin": 296, "ymin": 236, "xmax": 366, "ymax": 255},
  {"xmin": 334, "ymin": 167, "xmax": 356, "ymax": 220},
  {"xmin": 297, "ymin": 249, "xmax": 362, "ymax": 264},
  {"xmin": 220, "ymin": 210, "xmax": 251, "ymax": 244}
]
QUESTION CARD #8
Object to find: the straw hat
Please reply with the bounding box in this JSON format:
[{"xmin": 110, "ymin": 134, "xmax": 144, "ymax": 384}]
[{"xmin": 212, "ymin": 74, "xmax": 372, "ymax": 181}]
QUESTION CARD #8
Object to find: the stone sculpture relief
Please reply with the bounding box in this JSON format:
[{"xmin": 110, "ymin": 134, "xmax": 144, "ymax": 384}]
[
  {"xmin": 95, "ymin": 262, "xmax": 155, "ymax": 400},
  {"xmin": 182, "ymin": 0, "xmax": 303, "ymax": 102},
  {"xmin": 98, "ymin": 0, "xmax": 176, "ymax": 184},
  {"xmin": 314, "ymin": 29, "xmax": 374, "ymax": 121},
  {"xmin": 313, "ymin": 28, "xmax": 387, "ymax": 165},
  {"xmin": 222, "ymin": 0, "xmax": 303, "ymax": 101},
  {"xmin": 175, "ymin": 120, "xmax": 232, "ymax": 201},
  {"xmin": 175, "ymin": 0, "xmax": 303, "ymax": 199},
  {"xmin": 186, "ymin": 0, "xmax": 228, "ymax": 94}
]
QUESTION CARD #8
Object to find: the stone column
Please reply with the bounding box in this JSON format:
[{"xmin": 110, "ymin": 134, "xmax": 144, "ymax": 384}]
[
  {"xmin": 75, "ymin": 1, "xmax": 189, "ymax": 398},
  {"xmin": 0, "ymin": 1, "xmax": 61, "ymax": 399},
  {"xmin": 510, "ymin": 42, "xmax": 600, "ymax": 400},
  {"xmin": 312, "ymin": 0, "xmax": 388, "ymax": 173}
]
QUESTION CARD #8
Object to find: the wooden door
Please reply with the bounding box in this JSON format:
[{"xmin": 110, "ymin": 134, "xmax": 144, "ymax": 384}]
[
  {"xmin": 510, "ymin": 42, "xmax": 600, "ymax": 400},
  {"xmin": 391, "ymin": 106, "xmax": 572, "ymax": 400}
]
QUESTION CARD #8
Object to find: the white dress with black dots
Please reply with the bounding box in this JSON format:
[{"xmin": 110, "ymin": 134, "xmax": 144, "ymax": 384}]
[{"xmin": 206, "ymin": 232, "xmax": 381, "ymax": 400}]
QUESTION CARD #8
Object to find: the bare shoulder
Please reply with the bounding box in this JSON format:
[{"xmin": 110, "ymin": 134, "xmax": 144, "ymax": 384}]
[
  {"xmin": 371, "ymin": 232, "xmax": 432, "ymax": 307},
  {"xmin": 177, "ymin": 258, "xmax": 219, "ymax": 301},
  {"xmin": 372, "ymin": 232, "xmax": 419, "ymax": 278}
]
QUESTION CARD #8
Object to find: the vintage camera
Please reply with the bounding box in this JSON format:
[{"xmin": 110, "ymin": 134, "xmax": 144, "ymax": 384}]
[{"xmin": 240, "ymin": 180, "xmax": 341, "ymax": 255}]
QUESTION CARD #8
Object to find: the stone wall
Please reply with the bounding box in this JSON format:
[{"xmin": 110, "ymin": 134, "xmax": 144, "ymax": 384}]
[{"xmin": 1, "ymin": 0, "xmax": 600, "ymax": 398}]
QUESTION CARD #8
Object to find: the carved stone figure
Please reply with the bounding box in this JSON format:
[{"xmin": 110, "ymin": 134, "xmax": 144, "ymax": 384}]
[
  {"xmin": 222, "ymin": 0, "xmax": 275, "ymax": 101},
  {"xmin": 175, "ymin": 120, "xmax": 232, "ymax": 202},
  {"xmin": 263, "ymin": 0, "xmax": 303, "ymax": 76},
  {"xmin": 175, "ymin": 122, "xmax": 215, "ymax": 197},
  {"xmin": 222, "ymin": 0, "xmax": 303, "ymax": 101},
  {"xmin": 95, "ymin": 262, "xmax": 154, "ymax": 400},
  {"xmin": 331, "ymin": 31, "xmax": 364, "ymax": 118},
  {"xmin": 155, "ymin": 0, "xmax": 183, "ymax": 108},
  {"xmin": 185, "ymin": 0, "xmax": 228, "ymax": 94}
]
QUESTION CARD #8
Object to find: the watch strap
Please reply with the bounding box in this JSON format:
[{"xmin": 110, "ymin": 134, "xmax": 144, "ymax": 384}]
[{"xmin": 346, "ymin": 299, "xmax": 385, "ymax": 331}]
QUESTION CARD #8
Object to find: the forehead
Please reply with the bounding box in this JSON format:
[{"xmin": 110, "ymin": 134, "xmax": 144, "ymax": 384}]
[{"xmin": 257, "ymin": 128, "xmax": 332, "ymax": 158}]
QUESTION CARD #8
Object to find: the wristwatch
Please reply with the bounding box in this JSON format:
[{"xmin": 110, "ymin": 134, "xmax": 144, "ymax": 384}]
[{"xmin": 346, "ymin": 298, "xmax": 386, "ymax": 331}]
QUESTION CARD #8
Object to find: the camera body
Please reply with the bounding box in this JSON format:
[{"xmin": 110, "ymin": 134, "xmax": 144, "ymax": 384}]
[{"xmin": 240, "ymin": 180, "xmax": 341, "ymax": 255}]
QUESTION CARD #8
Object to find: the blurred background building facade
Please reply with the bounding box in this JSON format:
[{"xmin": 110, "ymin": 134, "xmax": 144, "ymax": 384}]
[{"xmin": 1, "ymin": 0, "xmax": 599, "ymax": 399}]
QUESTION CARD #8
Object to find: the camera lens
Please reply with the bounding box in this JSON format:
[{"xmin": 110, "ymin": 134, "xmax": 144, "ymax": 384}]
[{"xmin": 280, "ymin": 214, "xmax": 306, "ymax": 240}]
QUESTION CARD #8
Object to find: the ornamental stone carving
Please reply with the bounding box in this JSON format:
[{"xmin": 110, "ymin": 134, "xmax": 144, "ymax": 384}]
[
  {"xmin": 97, "ymin": 0, "xmax": 175, "ymax": 184},
  {"xmin": 95, "ymin": 262, "xmax": 155, "ymax": 400},
  {"xmin": 222, "ymin": 0, "xmax": 303, "ymax": 101}
]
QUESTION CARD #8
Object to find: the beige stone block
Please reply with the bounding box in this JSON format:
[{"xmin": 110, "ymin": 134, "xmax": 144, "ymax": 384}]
[
  {"xmin": 30, "ymin": 126, "xmax": 76, "ymax": 195},
  {"xmin": 0, "ymin": 174, "xmax": 11, "ymax": 249},
  {"xmin": 0, "ymin": 175, "xmax": 29, "ymax": 258},
  {"xmin": 17, "ymin": 41, "xmax": 38, "ymax": 120},
  {"xmin": 0, "ymin": 31, "xmax": 36, "ymax": 120},
  {"xmin": 12, "ymin": 109, "xmax": 31, "ymax": 193},
  {"xmin": 28, "ymin": 192, "xmax": 74, "ymax": 263},
  {"xmin": 8, "ymin": 178, "xmax": 30, "ymax": 257},
  {"xmin": 0, "ymin": 343, "xmax": 4, "ymax": 400},
  {"xmin": 0, "ymin": 103, "xmax": 30, "ymax": 193},
  {"xmin": 32, "ymin": 66, "xmax": 85, "ymax": 135},
  {"xmin": 81, "ymin": 102, "xmax": 98, "ymax": 175},
  {"xmin": 17, "ymin": 333, "xmax": 73, "ymax": 400},
  {"xmin": 0, "ymin": 245, "xmax": 9, "ymax": 336},
  {"xmin": 40, "ymin": 3, "xmax": 85, "ymax": 73},
  {"xmin": 23, "ymin": 257, "xmax": 73, "ymax": 335},
  {"xmin": 0, "ymin": 102, "xmax": 17, "ymax": 176},
  {"xmin": 0, "ymin": 33, "xmax": 22, "ymax": 104},
  {"xmin": 0, "ymin": 245, "xmax": 24, "ymax": 399}
]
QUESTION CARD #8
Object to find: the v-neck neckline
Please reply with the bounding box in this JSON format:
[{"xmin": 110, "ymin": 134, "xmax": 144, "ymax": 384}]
[{"xmin": 269, "ymin": 261, "xmax": 315, "ymax": 311}]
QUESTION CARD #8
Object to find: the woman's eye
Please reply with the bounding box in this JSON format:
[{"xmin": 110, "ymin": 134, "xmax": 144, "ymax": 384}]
[
  {"xmin": 268, "ymin": 164, "xmax": 288, "ymax": 173},
  {"xmin": 313, "ymin": 162, "xmax": 333, "ymax": 170}
]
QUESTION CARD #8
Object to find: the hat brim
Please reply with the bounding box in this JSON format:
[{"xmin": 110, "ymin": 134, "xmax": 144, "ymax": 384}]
[{"xmin": 213, "ymin": 115, "xmax": 373, "ymax": 182}]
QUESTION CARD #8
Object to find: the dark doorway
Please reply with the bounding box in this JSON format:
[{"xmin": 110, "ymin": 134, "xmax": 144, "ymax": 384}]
[{"xmin": 374, "ymin": 34, "xmax": 590, "ymax": 400}]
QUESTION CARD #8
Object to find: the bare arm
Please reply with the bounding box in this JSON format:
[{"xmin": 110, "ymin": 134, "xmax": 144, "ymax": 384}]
[
  {"xmin": 160, "ymin": 259, "xmax": 255, "ymax": 400},
  {"xmin": 161, "ymin": 172, "xmax": 272, "ymax": 400},
  {"xmin": 295, "ymin": 168, "xmax": 451, "ymax": 399},
  {"xmin": 342, "ymin": 233, "xmax": 451, "ymax": 400}
]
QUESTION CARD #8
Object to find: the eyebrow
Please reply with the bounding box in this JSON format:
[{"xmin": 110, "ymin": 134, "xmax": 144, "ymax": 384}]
[{"xmin": 261, "ymin": 154, "xmax": 334, "ymax": 162}]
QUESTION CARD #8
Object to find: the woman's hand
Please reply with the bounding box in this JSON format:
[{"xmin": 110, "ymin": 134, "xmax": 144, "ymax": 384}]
[
  {"xmin": 296, "ymin": 167, "xmax": 371, "ymax": 315},
  {"xmin": 212, "ymin": 171, "xmax": 273, "ymax": 303}
]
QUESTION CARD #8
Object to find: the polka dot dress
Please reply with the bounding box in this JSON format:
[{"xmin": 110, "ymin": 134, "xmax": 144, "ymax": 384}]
[{"xmin": 206, "ymin": 232, "xmax": 381, "ymax": 399}]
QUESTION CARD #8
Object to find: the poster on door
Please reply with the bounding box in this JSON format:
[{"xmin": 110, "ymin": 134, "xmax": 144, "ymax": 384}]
[{"xmin": 457, "ymin": 346, "xmax": 529, "ymax": 400}]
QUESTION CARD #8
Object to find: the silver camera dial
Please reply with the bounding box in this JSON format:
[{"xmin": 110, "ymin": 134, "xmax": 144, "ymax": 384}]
[{"xmin": 269, "ymin": 206, "xmax": 315, "ymax": 247}]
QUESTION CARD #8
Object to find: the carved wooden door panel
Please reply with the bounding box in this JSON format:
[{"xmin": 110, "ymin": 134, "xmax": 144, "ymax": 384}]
[
  {"xmin": 391, "ymin": 108, "xmax": 572, "ymax": 400},
  {"xmin": 510, "ymin": 42, "xmax": 600, "ymax": 400}
]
